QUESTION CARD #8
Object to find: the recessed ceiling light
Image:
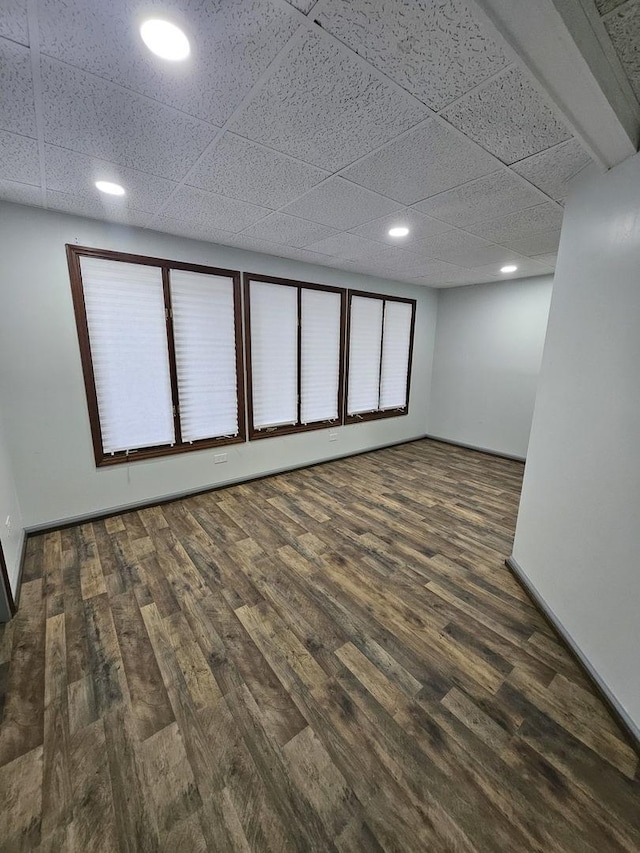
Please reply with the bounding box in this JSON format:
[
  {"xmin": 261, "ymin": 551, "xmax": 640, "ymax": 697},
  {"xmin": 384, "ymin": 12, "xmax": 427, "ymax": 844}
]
[
  {"xmin": 140, "ymin": 19, "xmax": 190, "ymax": 61},
  {"xmin": 95, "ymin": 180, "xmax": 125, "ymax": 196},
  {"xmin": 501, "ymin": 264, "xmax": 518, "ymax": 273},
  {"xmin": 388, "ymin": 226, "xmax": 409, "ymax": 238}
]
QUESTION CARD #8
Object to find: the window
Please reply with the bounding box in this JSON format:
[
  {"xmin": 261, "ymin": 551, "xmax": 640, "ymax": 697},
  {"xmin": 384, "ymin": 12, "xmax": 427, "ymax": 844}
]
[
  {"xmin": 244, "ymin": 274, "xmax": 345, "ymax": 439},
  {"xmin": 67, "ymin": 245, "xmax": 245, "ymax": 466},
  {"xmin": 345, "ymin": 291, "xmax": 415, "ymax": 423}
]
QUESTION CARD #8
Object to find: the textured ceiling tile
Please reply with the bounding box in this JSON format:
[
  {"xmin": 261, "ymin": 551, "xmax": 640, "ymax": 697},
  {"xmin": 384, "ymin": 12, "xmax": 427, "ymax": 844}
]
[
  {"xmin": 161, "ymin": 185, "xmax": 270, "ymax": 233},
  {"xmin": 603, "ymin": 3, "xmax": 640, "ymax": 100},
  {"xmin": 414, "ymin": 229, "xmax": 510, "ymax": 267},
  {"xmin": 413, "ymin": 170, "xmax": 543, "ymax": 227},
  {"xmin": 441, "ymin": 66, "xmax": 572, "ymax": 164},
  {"xmin": 221, "ymin": 232, "xmax": 295, "ymax": 255},
  {"xmin": 502, "ymin": 228, "xmax": 562, "ymax": 257},
  {"xmin": 222, "ymin": 235, "xmax": 331, "ymax": 267},
  {"xmin": 318, "ymin": 0, "xmax": 509, "ymax": 110},
  {"xmin": 453, "ymin": 244, "xmax": 525, "ymax": 268},
  {"xmin": 340, "ymin": 120, "xmax": 496, "ymax": 204},
  {"xmin": 283, "ymin": 0, "xmax": 316, "ymax": 11},
  {"xmin": 425, "ymin": 268, "xmax": 500, "ymax": 285},
  {"xmin": 304, "ymin": 232, "xmax": 380, "ymax": 260},
  {"xmin": 512, "ymin": 139, "xmax": 593, "ymax": 200},
  {"xmin": 405, "ymin": 258, "xmax": 469, "ymax": 279},
  {"xmin": 471, "ymin": 257, "xmax": 552, "ymax": 279},
  {"xmin": 596, "ymin": 0, "xmax": 630, "ymax": 15},
  {"xmin": 364, "ymin": 244, "xmax": 433, "ymax": 273},
  {"xmin": 0, "ymin": 0, "xmax": 29, "ymax": 45},
  {"xmin": 150, "ymin": 216, "xmax": 237, "ymax": 246},
  {"xmin": 229, "ymin": 29, "xmax": 428, "ymax": 171},
  {"xmin": 46, "ymin": 190, "xmax": 151, "ymax": 226},
  {"xmin": 0, "ymin": 130, "xmax": 39, "ymax": 184},
  {"xmin": 276, "ymin": 247, "xmax": 336, "ymax": 265},
  {"xmin": 350, "ymin": 208, "xmax": 451, "ymax": 247},
  {"xmin": 0, "ymin": 179, "xmax": 41, "ymax": 206},
  {"xmin": 187, "ymin": 134, "xmax": 329, "ymax": 209},
  {"xmin": 45, "ymin": 145, "xmax": 177, "ymax": 213},
  {"xmin": 342, "ymin": 258, "xmax": 405, "ymax": 278},
  {"xmin": 37, "ymin": 0, "xmax": 299, "ymax": 126},
  {"xmin": 42, "ymin": 59, "xmax": 217, "ymax": 181},
  {"xmin": 407, "ymin": 258, "xmax": 492, "ymax": 285},
  {"xmin": 238, "ymin": 212, "xmax": 338, "ymax": 247},
  {"xmin": 0, "ymin": 39, "xmax": 36, "ymax": 137},
  {"xmin": 281, "ymin": 177, "xmax": 402, "ymax": 229},
  {"xmin": 465, "ymin": 202, "xmax": 564, "ymax": 243},
  {"xmin": 533, "ymin": 252, "xmax": 558, "ymax": 267}
]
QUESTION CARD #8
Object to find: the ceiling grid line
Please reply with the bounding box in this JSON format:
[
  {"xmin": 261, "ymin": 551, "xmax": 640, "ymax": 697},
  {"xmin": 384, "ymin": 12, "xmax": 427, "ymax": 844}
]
[{"xmin": 146, "ymin": 23, "xmax": 312, "ymax": 227}]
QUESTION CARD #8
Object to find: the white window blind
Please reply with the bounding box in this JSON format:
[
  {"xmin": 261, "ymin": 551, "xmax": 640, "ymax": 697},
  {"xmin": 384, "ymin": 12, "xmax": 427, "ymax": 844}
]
[
  {"xmin": 301, "ymin": 288, "xmax": 341, "ymax": 424},
  {"xmin": 80, "ymin": 256, "xmax": 175, "ymax": 454},
  {"xmin": 347, "ymin": 296, "xmax": 383, "ymax": 415},
  {"xmin": 250, "ymin": 281, "xmax": 298, "ymax": 429},
  {"xmin": 170, "ymin": 269, "xmax": 238, "ymax": 442},
  {"xmin": 379, "ymin": 300, "xmax": 413, "ymax": 410}
]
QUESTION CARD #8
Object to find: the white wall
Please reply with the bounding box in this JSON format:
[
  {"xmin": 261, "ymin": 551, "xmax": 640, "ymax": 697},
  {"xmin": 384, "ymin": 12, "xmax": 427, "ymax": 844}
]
[
  {"xmin": 512, "ymin": 154, "xmax": 640, "ymax": 734},
  {"xmin": 0, "ymin": 202, "xmax": 437, "ymax": 531},
  {"xmin": 0, "ymin": 408, "xmax": 24, "ymax": 608},
  {"xmin": 428, "ymin": 276, "xmax": 553, "ymax": 459}
]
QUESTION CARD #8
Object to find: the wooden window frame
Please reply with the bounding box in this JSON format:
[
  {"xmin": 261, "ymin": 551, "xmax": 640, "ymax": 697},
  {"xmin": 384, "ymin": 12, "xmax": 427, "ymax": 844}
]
[
  {"xmin": 344, "ymin": 289, "xmax": 416, "ymax": 425},
  {"xmin": 243, "ymin": 272, "xmax": 347, "ymax": 441},
  {"xmin": 67, "ymin": 244, "xmax": 246, "ymax": 467}
]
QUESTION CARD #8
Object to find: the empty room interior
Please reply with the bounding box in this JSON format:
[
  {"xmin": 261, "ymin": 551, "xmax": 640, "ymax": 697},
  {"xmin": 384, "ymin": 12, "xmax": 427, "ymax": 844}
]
[{"xmin": 1, "ymin": 0, "xmax": 639, "ymax": 850}]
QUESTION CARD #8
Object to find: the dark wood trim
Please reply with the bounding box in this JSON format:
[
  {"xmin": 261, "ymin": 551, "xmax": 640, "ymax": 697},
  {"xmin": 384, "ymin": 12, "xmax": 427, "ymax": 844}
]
[
  {"xmin": 337, "ymin": 287, "xmax": 347, "ymax": 429},
  {"xmin": 162, "ymin": 268, "xmax": 183, "ymax": 447},
  {"xmin": 27, "ymin": 435, "xmax": 429, "ymax": 536},
  {"xmin": 347, "ymin": 287, "xmax": 418, "ymax": 305},
  {"xmin": 377, "ymin": 298, "xmax": 386, "ymax": 410},
  {"xmin": 296, "ymin": 285, "xmax": 302, "ymax": 428},
  {"xmin": 66, "ymin": 244, "xmax": 107, "ymax": 467},
  {"xmin": 344, "ymin": 289, "xmax": 416, "ymax": 426},
  {"xmin": 95, "ymin": 433, "xmax": 246, "ymax": 467},
  {"xmin": 67, "ymin": 244, "xmax": 238, "ymax": 278},
  {"xmin": 345, "ymin": 408, "xmax": 409, "ymax": 425},
  {"xmin": 0, "ymin": 538, "xmax": 17, "ymax": 618},
  {"xmin": 243, "ymin": 274, "xmax": 257, "ymax": 439},
  {"xmin": 404, "ymin": 293, "xmax": 417, "ymax": 415},
  {"xmin": 244, "ymin": 272, "xmax": 345, "ymax": 296},
  {"xmin": 232, "ymin": 272, "xmax": 247, "ymax": 444},
  {"xmin": 505, "ymin": 556, "xmax": 640, "ymax": 754},
  {"xmin": 243, "ymin": 273, "xmax": 346, "ymax": 441},
  {"xmin": 343, "ymin": 290, "xmax": 354, "ymax": 424},
  {"xmin": 66, "ymin": 245, "xmax": 245, "ymax": 466}
]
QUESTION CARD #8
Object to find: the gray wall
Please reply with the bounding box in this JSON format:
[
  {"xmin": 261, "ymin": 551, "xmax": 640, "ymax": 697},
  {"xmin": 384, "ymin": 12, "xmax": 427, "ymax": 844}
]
[
  {"xmin": 0, "ymin": 202, "xmax": 437, "ymax": 533},
  {"xmin": 428, "ymin": 277, "xmax": 553, "ymax": 459},
  {"xmin": 512, "ymin": 154, "xmax": 640, "ymax": 734}
]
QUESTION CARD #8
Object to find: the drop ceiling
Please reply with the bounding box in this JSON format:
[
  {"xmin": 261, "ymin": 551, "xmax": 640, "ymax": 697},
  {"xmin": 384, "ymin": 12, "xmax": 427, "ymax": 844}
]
[{"xmin": 0, "ymin": 0, "xmax": 631, "ymax": 287}]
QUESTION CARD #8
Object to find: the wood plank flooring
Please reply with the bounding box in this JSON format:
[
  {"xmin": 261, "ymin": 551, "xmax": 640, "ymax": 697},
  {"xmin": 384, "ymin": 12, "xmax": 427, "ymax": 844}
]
[{"xmin": 0, "ymin": 438, "xmax": 638, "ymax": 852}]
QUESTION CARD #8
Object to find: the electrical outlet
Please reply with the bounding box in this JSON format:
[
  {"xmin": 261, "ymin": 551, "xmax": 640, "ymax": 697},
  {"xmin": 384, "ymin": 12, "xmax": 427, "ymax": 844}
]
[
  {"xmin": 214, "ymin": 453, "xmax": 227, "ymax": 464},
  {"xmin": 329, "ymin": 431, "xmax": 338, "ymax": 442},
  {"xmin": 5, "ymin": 515, "xmax": 11, "ymax": 532}
]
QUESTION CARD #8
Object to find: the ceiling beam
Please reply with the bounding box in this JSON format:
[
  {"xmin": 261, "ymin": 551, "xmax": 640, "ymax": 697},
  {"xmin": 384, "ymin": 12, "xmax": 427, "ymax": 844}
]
[{"xmin": 473, "ymin": 0, "xmax": 640, "ymax": 169}]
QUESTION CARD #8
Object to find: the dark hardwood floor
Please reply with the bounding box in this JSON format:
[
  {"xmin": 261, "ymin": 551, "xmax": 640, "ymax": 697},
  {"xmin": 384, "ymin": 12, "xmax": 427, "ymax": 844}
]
[{"xmin": 0, "ymin": 438, "xmax": 638, "ymax": 851}]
